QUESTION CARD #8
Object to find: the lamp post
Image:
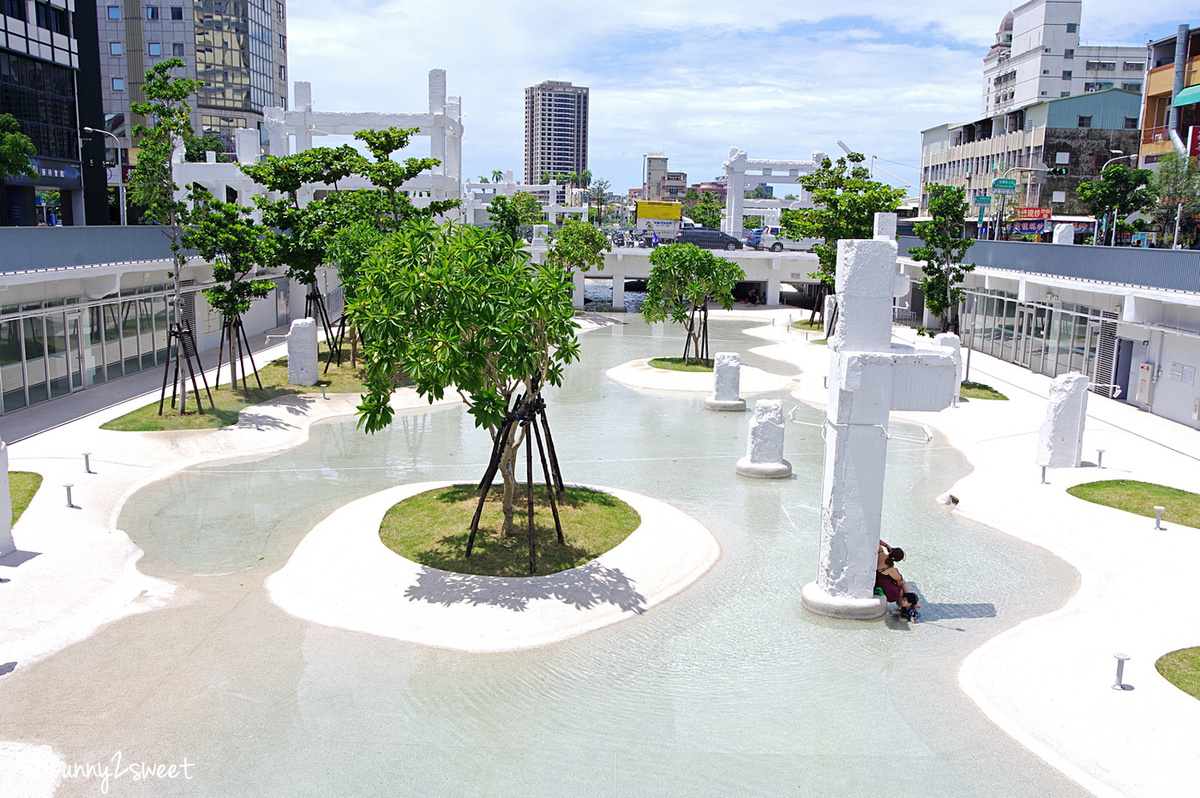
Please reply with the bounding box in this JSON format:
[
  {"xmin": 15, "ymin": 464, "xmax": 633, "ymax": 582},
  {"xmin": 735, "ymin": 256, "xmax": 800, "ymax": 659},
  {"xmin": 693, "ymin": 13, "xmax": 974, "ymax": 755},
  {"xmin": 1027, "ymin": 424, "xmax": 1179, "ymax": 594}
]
[
  {"xmin": 1091, "ymin": 151, "xmax": 1136, "ymax": 247},
  {"xmin": 83, "ymin": 127, "xmax": 126, "ymax": 226}
]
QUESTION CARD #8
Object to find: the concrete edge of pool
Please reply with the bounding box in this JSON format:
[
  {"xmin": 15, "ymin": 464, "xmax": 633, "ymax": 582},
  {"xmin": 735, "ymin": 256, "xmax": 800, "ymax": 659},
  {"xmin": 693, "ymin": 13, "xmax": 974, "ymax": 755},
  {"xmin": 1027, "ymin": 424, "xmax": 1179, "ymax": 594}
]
[{"xmin": 264, "ymin": 481, "xmax": 721, "ymax": 653}]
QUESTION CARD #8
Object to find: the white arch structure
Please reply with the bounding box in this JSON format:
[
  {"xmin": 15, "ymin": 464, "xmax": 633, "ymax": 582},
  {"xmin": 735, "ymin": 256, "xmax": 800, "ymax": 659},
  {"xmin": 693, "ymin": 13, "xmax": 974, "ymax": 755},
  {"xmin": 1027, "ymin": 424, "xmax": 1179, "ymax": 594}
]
[{"xmin": 721, "ymin": 147, "xmax": 828, "ymax": 237}]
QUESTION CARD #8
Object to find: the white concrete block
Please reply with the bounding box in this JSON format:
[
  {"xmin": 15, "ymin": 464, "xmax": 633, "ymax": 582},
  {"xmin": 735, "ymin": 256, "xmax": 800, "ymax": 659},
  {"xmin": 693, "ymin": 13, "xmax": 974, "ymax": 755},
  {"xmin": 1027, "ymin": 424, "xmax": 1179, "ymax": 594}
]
[
  {"xmin": 736, "ymin": 400, "xmax": 792, "ymax": 478},
  {"xmin": 287, "ymin": 318, "xmax": 319, "ymax": 386},
  {"xmin": 834, "ymin": 239, "xmax": 897, "ymax": 352},
  {"xmin": 706, "ymin": 352, "xmax": 746, "ymax": 411},
  {"xmin": 893, "ymin": 271, "xmax": 911, "ymax": 299},
  {"xmin": 1, "ymin": 439, "xmax": 14, "ymax": 557},
  {"xmin": 873, "ymin": 212, "xmax": 897, "ymax": 241},
  {"xmin": 822, "ymin": 294, "xmax": 837, "ymax": 337},
  {"xmin": 1037, "ymin": 373, "xmax": 1090, "ymax": 467},
  {"xmin": 1052, "ymin": 223, "xmax": 1075, "ymax": 245},
  {"xmin": 933, "ymin": 332, "xmax": 963, "ymax": 402}
]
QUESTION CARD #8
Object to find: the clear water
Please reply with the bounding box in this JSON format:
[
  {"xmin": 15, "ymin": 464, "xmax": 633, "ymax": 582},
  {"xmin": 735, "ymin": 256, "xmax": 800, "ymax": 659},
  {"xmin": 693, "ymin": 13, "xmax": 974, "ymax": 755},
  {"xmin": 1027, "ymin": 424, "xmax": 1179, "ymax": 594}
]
[{"xmin": 4, "ymin": 318, "xmax": 1083, "ymax": 797}]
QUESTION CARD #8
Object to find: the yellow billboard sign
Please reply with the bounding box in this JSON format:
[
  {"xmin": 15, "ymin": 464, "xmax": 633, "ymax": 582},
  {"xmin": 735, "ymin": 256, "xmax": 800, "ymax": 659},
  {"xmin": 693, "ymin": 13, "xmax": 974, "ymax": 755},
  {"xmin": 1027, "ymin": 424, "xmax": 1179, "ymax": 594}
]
[{"xmin": 635, "ymin": 200, "xmax": 682, "ymax": 221}]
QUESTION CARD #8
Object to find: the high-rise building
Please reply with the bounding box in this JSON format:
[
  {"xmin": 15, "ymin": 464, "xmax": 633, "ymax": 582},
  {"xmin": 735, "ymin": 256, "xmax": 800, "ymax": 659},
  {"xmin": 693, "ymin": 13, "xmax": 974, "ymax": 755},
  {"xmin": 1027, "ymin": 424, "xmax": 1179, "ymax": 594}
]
[
  {"xmin": 1, "ymin": 0, "xmax": 107, "ymax": 225},
  {"xmin": 95, "ymin": 0, "xmax": 289, "ymax": 213},
  {"xmin": 524, "ymin": 80, "xmax": 588, "ymax": 184}
]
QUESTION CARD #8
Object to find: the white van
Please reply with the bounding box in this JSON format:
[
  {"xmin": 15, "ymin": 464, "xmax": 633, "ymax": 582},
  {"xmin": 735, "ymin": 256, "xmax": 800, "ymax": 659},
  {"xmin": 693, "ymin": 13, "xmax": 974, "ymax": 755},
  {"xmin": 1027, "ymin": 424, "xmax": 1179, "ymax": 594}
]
[{"xmin": 755, "ymin": 226, "xmax": 819, "ymax": 252}]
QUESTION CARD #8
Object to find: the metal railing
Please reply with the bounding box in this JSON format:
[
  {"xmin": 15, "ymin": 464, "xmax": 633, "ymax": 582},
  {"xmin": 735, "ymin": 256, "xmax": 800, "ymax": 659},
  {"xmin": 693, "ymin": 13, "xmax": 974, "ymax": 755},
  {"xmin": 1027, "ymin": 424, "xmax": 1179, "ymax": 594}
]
[{"xmin": 897, "ymin": 236, "xmax": 1200, "ymax": 294}]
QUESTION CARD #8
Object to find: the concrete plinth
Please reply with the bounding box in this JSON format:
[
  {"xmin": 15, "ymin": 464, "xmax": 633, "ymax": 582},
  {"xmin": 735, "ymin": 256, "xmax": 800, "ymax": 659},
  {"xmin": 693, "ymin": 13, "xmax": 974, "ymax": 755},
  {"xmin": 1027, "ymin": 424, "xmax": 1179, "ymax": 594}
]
[
  {"xmin": 1037, "ymin": 372, "xmax": 1089, "ymax": 468},
  {"xmin": 705, "ymin": 352, "xmax": 746, "ymax": 411},
  {"xmin": 736, "ymin": 399, "xmax": 791, "ymax": 478},
  {"xmin": 1, "ymin": 438, "xmax": 13, "ymax": 557},
  {"xmin": 287, "ymin": 318, "xmax": 319, "ymax": 386},
  {"xmin": 801, "ymin": 581, "xmax": 887, "ymax": 619}
]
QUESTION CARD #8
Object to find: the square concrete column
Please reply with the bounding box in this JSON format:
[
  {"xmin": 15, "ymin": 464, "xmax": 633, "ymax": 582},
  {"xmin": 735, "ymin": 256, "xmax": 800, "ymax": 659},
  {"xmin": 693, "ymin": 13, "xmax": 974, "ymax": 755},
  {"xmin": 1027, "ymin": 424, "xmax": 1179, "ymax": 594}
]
[
  {"xmin": 610, "ymin": 274, "xmax": 625, "ymax": 312},
  {"xmin": 1, "ymin": 439, "xmax": 14, "ymax": 557},
  {"xmin": 287, "ymin": 318, "xmax": 319, "ymax": 386},
  {"xmin": 1037, "ymin": 373, "xmax": 1089, "ymax": 468}
]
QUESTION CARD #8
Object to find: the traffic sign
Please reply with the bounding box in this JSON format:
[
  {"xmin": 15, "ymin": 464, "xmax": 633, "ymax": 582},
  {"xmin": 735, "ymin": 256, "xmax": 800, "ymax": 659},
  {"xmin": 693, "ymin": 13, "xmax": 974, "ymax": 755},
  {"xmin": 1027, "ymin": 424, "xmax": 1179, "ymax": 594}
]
[
  {"xmin": 992, "ymin": 178, "xmax": 1017, "ymax": 195},
  {"xmin": 975, "ymin": 195, "xmax": 992, "ymax": 205}
]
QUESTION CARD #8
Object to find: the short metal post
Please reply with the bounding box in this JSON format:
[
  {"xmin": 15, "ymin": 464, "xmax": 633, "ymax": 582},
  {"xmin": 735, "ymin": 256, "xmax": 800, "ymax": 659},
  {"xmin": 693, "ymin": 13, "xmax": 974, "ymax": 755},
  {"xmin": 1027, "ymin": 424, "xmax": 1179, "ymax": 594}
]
[
  {"xmin": 1154, "ymin": 506, "xmax": 1166, "ymax": 530},
  {"xmin": 1112, "ymin": 653, "xmax": 1131, "ymax": 690},
  {"xmin": 83, "ymin": 452, "xmax": 94, "ymax": 474},
  {"xmin": 65, "ymin": 484, "xmax": 77, "ymax": 509},
  {"xmin": 1096, "ymin": 449, "xmax": 1104, "ymax": 469},
  {"xmin": 321, "ymin": 385, "xmax": 328, "ymax": 400},
  {"xmin": 1040, "ymin": 465, "xmax": 1048, "ymax": 484}
]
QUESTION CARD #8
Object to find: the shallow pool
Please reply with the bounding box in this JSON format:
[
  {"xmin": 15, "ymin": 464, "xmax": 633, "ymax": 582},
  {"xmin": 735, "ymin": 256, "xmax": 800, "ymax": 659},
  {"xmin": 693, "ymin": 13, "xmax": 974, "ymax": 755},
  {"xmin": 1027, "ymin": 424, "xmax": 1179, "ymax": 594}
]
[{"xmin": 7, "ymin": 318, "xmax": 1083, "ymax": 797}]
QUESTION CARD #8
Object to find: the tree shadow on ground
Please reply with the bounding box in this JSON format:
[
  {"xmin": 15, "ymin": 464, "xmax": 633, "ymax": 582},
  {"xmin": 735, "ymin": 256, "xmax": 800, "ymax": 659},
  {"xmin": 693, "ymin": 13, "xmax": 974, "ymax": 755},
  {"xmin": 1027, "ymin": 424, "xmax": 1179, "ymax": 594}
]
[{"xmin": 403, "ymin": 562, "xmax": 648, "ymax": 614}]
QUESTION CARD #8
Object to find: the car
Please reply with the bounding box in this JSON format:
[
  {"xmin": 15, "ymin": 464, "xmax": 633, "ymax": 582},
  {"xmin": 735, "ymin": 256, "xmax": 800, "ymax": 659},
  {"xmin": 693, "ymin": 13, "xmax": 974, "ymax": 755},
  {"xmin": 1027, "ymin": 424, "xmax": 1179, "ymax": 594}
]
[
  {"xmin": 754, "ymin": 226, "xmax": 818, "ymax": 252},
  {"xmin": 674, "ymin": 227, "xmax": 743, "ymax": 250},
  {"xmin": 745, "ymin": 228, "xmax": 766, "ymax": 248}
]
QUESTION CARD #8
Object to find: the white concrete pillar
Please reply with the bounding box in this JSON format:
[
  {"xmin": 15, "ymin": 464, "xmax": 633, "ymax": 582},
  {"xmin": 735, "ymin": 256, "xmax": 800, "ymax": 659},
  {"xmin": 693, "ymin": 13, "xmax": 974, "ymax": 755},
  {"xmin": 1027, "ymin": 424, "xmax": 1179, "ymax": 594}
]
[
  {"xmin": 1053, "ymin": 223, "xmax": 1075, "ymax": 244},
  {"xmin": 294, "ymin": 82, "xmax": 313, "ymax": 153},
  {"xmin": 736, "ymin": 400, "xmax": 792, "ymax": 478},
  {"xmin": 766, "ymin": 275, "xmax": 781, "ymax": 306},
  {"xmin": 610, "ymin": 274, "xmax": 626, "ymax": 312},
  {"xmin": 706, "ymin": 352, "xmax": 746, "ymax": 411},
  {"xmin": 933, "ymin": 332, "xmax": 963, "ymax": 404},
  {"xmin": 802, "ymin": 234, "xmax": 957, "ymax": 620},
  {"xmin": 287, "ymin": 318, "xmax": 319, "ymax": 386},
  {"xmin": 0, "ymin": 438, "xmax": 13, "ymax": 557},
  {"xmin": 572, "ymin": 270, "xmax": 586, "ymax": 310},
  {"xmin": 1037, "ymin": 372, "xmax": 1089, "ymax": 468}
]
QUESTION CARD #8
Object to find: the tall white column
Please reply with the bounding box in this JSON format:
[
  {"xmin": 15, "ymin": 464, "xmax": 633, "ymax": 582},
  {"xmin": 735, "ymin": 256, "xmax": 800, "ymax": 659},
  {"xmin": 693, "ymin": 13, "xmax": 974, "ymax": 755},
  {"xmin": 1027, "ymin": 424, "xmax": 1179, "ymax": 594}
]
[
  {"xmin": 801, "ymin": 215, "xmax": 958, "ymax": 620},
  {"xmin": 1, "ymin": 438, "xmax": 14, "ymax": 557}
]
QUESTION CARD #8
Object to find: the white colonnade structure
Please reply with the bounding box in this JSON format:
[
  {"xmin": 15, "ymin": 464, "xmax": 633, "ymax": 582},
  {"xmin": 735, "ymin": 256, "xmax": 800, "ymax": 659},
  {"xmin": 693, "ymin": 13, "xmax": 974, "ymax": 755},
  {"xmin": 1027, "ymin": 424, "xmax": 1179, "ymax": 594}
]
[
  {"xmin": 461, "ymin": 171, "xmax": 589, "ymax": 228},
  {"xmin": 801, "ymin": 214, "xmax": 959, "ymax": 620},
  {"xmin": 721, "ymin": 148, "xmax": 826, "ymax": 238}
]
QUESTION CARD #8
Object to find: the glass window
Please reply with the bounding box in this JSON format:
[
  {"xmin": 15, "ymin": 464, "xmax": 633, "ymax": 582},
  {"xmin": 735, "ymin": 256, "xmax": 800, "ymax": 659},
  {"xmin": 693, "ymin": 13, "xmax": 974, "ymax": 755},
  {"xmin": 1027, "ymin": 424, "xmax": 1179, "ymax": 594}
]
[
  {"xmin": 84, "ymin": 307, "xmax": 106, "ymax": 387},
  {"xmin": 112, "ymin": 77, "xmax": 125, "ymax": 91},
  {"xmin": 1077, "ymin": 116, "xmax": 1091, "ymax": 129},
  {"xmin": 109, "ymin": 42, "xmax": 123, "ymax": 56},
  {"xmin": 1062, "ymin": 70, "xmax": 1072, "ymax": 80},
  {"xmin": 172, "ymin": 42, "xmax": 185, "ymax": 56},
  {"xmin": 148, "ymin": 42, "xmax": 161, "ymax": 56},
  {"xmin": 45, "ymin": 312, "xmax": 70, "ymax": 399},
  {"xmin": 1, "ymin": 318, "xmax": 26, "ymax": 413},
  {"xmin": 106, "ymin": 4, "xmax": 119, "ymax": 18},
  {"xmin": 278, "ymin": 34, "xmax": 286, "ymax": 50},
  {"xmin": 145, "ymin": 5, "xmax": 158, "ymax": 20},
  {"xmin": 22, "ymin": 317, "xmax": 48, "ymax": 405},
  {"xmin": 1064, "ymin": 49, "xmax": 1074, "ymax": 59},
  {"xmin": 3, "ymin": 0, "xmax": 29, "ymax": 21},
  {"xmin": 1122, "ymin": 84, "xmax": 1141, "ymax": 94},
  {"xmin": 1066, "ymin": 23, "xmax": 1077, "ymax": 33},
  {"xmin": 170, "ymin": 5, "xmax": 183, "ymax": 19}
]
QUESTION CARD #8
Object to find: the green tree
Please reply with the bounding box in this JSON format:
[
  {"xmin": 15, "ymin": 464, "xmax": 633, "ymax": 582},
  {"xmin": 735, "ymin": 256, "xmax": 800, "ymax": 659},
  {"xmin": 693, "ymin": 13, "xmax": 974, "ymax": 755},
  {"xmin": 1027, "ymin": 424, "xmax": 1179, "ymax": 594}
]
[
  {"xmin": 782, "ymin": 153, "xmax": 905, "ymax": 289},
  {"xmin": 0, "ymin": 113, "xmax": 36, "ymax": 183},
  {"xmin": 1150, "ymin": 151, "xmax": 1200, "ymax": 247},
  {"xmin": 489, "ymin": 191, "xmax": 544, "ymax": 237},
  {"xmin": 908, "ymin": 185, "xmax": 975, "ymax": 333},
  {"xmin": 641, "ymin": 243, "xmax": 744, "ymax": 365},
  {"xmin": 184, "ymin": 134, "xmax": 229, "ymax": 163},
  {"xmin": 683, "ymin": 189, "xmax": 723, "ymax": 229},
  {"xmin": 127, "ymin": 58, "xmax": 207, "ymax": 412},
  {"xmin": 745, "ymin": 184, "xmax": 772, "ymax": 200},
  {"xmin": 349, "ymin": 217, "xmax": 582, "ymax": 547},
  {"xmin": 182, "ymin": 194, "xmax": 275, "ymax": 388},
  {"xmin": 1077, "ymin": 162, "xmax": 1155, "ymax": 246},
  {"xmin": 546, "ymin": 218, "xmax": 610, "ymax": 272},
  {"xmin": 492, "ymin": 169, "xmax": 505, "ymax": 183}
]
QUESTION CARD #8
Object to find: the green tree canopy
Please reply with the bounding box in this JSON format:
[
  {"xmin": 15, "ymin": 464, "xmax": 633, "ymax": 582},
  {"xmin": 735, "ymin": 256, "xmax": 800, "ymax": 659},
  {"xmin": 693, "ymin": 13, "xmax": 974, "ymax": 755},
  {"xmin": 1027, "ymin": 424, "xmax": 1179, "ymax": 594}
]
[
  {"xmin": 782, "ymin": 152, "xmax": 905, "ymax": 288},
  {"xmin": 348, "ymin": 217, "xmax": 581, "ymax": 538},
  {"xmin": 184, "ymin": 134, "xmax": 230, "ymax": 163},
  {"xmin": 1077, "ymin": 162, "xmax": 1155, "ymax": 244},
  {"xmin": 1150, "ymin": 151, "xmax": 1200, "ymax": 246},
  {"xmin": 641, "ymin": 243, "xmax": 744, "ymax": 364},
  {"xmin": 683, "ymin": 189, "xmax": 724, "ymax": 229},
  {"xmin": 128, "ymin": 59, "xmax": 204, "ymax": 232},
  {"xmin": 909, "ymin": 184, "xmax": 975, "ymax": 333},
  {"xmin": 489, "ymin": 191, "xmax": 544, "ymax": 237},
  {"xmin": 0, "ymin": 113, "xmax": 36, "ymax": 182},
  {"xmin": 546, "ymin": 218, "xmax": 610, "ymax": 272}
]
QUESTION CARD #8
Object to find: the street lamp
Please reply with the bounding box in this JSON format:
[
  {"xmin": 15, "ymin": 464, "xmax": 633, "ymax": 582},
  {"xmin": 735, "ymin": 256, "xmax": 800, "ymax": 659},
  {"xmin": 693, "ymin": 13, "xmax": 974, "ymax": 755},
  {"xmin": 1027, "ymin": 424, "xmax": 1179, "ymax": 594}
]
[
  {"xmin": 82, "ymin": 127, "xmax": 126, "ymax": 225},
  {"xmin": 1092, "ymin": 150, "xmax": 1136, "ymax": 247}
]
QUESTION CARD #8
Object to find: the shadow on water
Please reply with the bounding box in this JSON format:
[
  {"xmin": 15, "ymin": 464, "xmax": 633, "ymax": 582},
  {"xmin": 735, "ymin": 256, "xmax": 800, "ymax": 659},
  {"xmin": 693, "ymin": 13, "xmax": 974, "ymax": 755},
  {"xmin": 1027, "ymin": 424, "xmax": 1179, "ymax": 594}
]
[{"xmin": 404, "ymin": 562, "xmax": 648, "ymax": 614}]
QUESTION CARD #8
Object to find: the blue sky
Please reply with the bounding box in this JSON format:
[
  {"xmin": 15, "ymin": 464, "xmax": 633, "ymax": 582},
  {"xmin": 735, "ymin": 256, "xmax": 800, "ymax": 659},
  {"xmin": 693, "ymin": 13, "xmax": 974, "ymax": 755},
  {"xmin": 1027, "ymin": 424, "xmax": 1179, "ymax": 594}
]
[{"xmin": 286, "ymin": 1, "xmax": 1193, "ymax": 195}]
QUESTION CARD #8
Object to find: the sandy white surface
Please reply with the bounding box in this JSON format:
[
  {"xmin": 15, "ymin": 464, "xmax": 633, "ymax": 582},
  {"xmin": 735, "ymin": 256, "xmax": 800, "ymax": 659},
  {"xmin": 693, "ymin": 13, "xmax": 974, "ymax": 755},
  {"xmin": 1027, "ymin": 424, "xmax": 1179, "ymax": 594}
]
[
  {"xmin": 265, "ymin": 482, "xmax": 721, "ymax": 652},
  {"xmin": 606, "ymin": 357, "xmax": 796, "ymax": 395}
]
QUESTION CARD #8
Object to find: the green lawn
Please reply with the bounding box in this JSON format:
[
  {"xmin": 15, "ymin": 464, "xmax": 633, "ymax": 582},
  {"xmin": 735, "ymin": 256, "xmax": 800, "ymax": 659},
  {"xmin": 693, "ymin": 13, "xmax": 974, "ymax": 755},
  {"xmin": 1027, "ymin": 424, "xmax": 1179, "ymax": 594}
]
[
  {"xmin": 10, "ymin": 471, "xmax": 42, "ymax": 526},
  {"xmin": 1157, "ymin": 647, "xmax": 1200, "ymax": 700},
  {"xmin": 1066, "ymin": 480, "xmax": 1200, "ymax": 529},
  {"xmin": 648, "ymin": 357, "xmax": 713, "ymax": 372},
  {"xmin": 379, "ymin": 483, "xmax": 641, "ymax": 577},
  {"xmin": 791, "ymin": 319, "xmax": 824, "ymax": 331},
  {"xmin": 101, "ymin": 343, "xmax": 370, "ymax": 431},
  {"xmin": 961, "ymin": 381, "xmax": 1008, "ymax": 400}
]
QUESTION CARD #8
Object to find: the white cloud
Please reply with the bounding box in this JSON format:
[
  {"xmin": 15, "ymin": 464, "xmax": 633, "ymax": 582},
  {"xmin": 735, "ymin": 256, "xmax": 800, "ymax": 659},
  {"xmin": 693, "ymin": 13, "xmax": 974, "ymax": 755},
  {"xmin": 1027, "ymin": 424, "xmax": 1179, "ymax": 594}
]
[{"xmin": 284, "ymin": 0, "xmax": 1189, "ymax": 193}]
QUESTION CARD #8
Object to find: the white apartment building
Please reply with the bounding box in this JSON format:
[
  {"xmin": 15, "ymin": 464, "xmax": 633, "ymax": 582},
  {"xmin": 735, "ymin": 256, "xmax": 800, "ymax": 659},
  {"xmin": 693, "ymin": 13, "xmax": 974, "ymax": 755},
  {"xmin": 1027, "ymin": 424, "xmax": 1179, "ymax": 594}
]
[{"xmin": 983, "ymin": 0, "xmax": 1144, "ymax": 117}]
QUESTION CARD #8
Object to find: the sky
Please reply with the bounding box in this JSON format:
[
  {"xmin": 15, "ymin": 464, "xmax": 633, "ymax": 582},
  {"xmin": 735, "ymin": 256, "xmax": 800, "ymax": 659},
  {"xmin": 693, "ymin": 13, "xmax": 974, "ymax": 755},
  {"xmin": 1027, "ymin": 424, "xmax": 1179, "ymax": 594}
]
[{"xmin": 285, "ymin": 1, "xmax": 1194, "ymax": 195}]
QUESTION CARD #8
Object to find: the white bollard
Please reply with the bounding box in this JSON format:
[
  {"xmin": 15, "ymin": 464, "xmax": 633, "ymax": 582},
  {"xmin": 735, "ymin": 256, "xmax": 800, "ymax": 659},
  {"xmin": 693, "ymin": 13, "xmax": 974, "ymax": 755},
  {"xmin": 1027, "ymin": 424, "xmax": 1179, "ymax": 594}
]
[
  {"xmin": 705, "ymin": 352, "xmax": 746, "ymax": 412},
  {"xmin": 735, "ymin": 400, "xmax": 792, "ymax": 478}
]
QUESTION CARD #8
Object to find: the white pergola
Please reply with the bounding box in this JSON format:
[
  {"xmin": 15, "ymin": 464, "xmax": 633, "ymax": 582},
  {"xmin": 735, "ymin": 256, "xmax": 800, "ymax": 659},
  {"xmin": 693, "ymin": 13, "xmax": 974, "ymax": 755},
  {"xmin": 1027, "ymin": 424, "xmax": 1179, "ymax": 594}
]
[{"xmin": 721, "ymin": 147, "xmax": 827, "ymax": 237}]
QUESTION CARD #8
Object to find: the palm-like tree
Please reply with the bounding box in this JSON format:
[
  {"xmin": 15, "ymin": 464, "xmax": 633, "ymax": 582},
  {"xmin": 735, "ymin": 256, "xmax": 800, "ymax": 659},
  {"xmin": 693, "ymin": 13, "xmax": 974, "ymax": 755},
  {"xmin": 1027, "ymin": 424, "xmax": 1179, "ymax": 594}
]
[{"xmin": 492, "ymin": 169, "xmax": 504, "ymax": 183}]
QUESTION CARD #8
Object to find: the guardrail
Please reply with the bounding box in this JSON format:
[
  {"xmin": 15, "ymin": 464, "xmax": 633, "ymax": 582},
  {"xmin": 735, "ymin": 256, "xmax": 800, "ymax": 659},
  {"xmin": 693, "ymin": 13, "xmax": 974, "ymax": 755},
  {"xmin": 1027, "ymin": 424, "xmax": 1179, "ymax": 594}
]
[
  {"xmin": 897, "ymin": 236, "xmax": 1200, "ymax": 294},
  {"xmin": 0, "ymin": 225, "xmax": 177, "ymax": 274}
]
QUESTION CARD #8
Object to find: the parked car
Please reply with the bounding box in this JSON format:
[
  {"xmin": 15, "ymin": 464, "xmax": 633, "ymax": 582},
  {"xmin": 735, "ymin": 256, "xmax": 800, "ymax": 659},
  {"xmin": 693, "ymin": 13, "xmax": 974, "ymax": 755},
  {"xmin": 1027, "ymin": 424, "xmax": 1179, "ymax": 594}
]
[
  {"xmin": 745, "ymin": 228, "xmax": 766, "ymax": 248},
  {"xmin": 675, "ymin": 227, "xmax": 743, "ymax": 250},
  {"xmin": 754, "ymin": 226, "xmax": 819, "ymax": 252}
]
